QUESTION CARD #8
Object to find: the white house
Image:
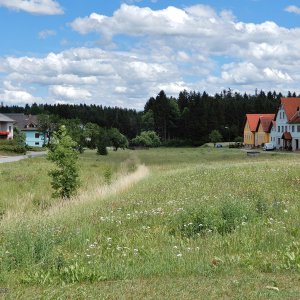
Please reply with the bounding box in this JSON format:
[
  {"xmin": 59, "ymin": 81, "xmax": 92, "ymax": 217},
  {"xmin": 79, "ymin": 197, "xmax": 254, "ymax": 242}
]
[
  {"xmin": 0, "ymin": 113, "xmax": 14, "ymax": 140},
  {"xmin": 270, "ymin": 97, "xmax": 300, "ymax": 151}
]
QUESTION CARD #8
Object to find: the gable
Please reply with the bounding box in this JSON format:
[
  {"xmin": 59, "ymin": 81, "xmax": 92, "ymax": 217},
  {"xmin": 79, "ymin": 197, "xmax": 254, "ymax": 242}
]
[
  {"xmin": 246, "ymin": 114, "xmax": 275, "ymax": 132},
  {"xmin": 281, "ymin": 98, "xmax": 300, "ymax": 123}
]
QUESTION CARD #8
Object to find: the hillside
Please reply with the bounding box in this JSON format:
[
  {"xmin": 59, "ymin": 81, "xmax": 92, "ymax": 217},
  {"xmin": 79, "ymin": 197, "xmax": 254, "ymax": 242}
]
[{"xmin": 0, "ymin": 148, "xmax": 299, "ymax": 299}]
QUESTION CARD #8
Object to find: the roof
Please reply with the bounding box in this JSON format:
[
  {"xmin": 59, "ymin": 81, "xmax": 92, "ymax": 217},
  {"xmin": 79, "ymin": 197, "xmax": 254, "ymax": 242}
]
[
  {"xmin": 281, "ymin": 97, "xmax": 300, "ymax": 123},
  {"xmin": 0, "ymin": 113, "xmax": 14, "ymax": 123},
  {"xmin": 258, "ymin": 115, "xmax": 275, "ymax": 133},
  {"xmin": 245, "ymin": 114, "xmax": 275, "ymax": 132},
  {"xmin": 3, "ymin": 113, "xmax": 38, "ymax": 130}
]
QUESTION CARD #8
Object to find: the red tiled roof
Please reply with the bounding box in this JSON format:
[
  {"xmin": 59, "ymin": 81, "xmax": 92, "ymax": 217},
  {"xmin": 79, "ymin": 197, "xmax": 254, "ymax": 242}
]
[
  {"xmin": 281, "ymin": 98, "xmax": 300, "ymax": 123},
  {"xmin": 257, "ymin": 115, "xmax": 275, "ymax": 132},
  {"xmin": 246, "ymin": 114, "xmax": 275, "ymax": 132}
]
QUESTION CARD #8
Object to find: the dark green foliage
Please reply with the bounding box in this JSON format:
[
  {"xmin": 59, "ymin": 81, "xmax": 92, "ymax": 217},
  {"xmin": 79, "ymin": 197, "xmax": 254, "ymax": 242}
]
[
  {"xmin": 0, "ymin": 137, "xmax": 26, "ymax": 154},
  {"xmin": 0, "ymin": 88, "xmax": 284, "ymax": 147},
  {"xmin": 47, "ymin": 126, "xmax": 80, "ymax": 199},
  {"xmin": 0, "ymin": 143, "xmax": 26, "ymax": 154},
  {"xmin": 97, "ymin": 139, "xmax": 108, "ymax": 155},
  {"xmin": 209, "ymin": 130, "xmax": 223, "ymax": 146},
  {"xmin": 107, "ymin": 128, "xmax": 128, "ymax": 151},
  {"xmin": 14, "ymin": 127, "xmax": 26, "ymax": 147},
  {"xmin": 37, "ymin": 114, "xmax": 60, "ymax": 146},
  {"xmin": 234, "ymin": 136, "xmax": 243, "ymax": 143},
  {"xmin": 131, "ymin": 131, "xmax": 160, "ymax": 147}
]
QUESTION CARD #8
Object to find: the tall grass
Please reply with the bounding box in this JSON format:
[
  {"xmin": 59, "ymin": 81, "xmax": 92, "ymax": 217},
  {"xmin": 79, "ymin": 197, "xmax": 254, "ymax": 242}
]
[{"xmin": 0, "ymin": 148, "xmax": 299, "ymax": 298}]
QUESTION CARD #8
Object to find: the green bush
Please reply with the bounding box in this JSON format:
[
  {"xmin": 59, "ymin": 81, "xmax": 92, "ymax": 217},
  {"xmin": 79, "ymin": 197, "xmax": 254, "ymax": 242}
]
[
  {"xmin": 131, "ymin": 131, "xmax": 160, "ymax": 148},
  {"xmin": 0, "ymin": 143, "xmax": 26, "ymax": 154},
  {"xmin": 96, "ymin": 140, "xmax": 108, "ymax": 155},
  {"xmin": 47, "ymin": 126, "xmax": 80, "ymax": 199}
]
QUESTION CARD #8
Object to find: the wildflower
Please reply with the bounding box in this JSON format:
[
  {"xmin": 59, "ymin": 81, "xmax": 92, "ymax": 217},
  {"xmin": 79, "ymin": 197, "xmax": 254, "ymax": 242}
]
[{"xmin": 177, "ymin": 253, "xmax": 182, "ymax": 257}]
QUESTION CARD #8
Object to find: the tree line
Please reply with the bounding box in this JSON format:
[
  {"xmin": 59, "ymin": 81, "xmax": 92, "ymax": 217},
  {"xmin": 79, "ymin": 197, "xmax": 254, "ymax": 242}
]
[{"xmin": 1, "ymin": 89, "xmax": 297, "ymax": 146}]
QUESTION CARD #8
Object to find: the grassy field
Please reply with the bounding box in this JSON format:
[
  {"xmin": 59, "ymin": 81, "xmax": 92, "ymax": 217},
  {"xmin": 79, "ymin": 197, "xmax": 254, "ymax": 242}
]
[{"xmin": 0, "ymin": 148, "xmax": 300, "ymax": 299}]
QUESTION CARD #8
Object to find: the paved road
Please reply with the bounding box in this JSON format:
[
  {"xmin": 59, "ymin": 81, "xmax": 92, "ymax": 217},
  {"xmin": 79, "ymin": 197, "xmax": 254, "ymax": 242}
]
[{"xmin": 0, "ymin": 151, "xmax": 47, "ymax": 164}]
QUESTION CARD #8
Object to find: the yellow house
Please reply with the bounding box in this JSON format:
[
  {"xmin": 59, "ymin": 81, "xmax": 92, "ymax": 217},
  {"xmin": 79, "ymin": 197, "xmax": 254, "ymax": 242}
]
[
  {"xmin": 256, "ymin": 116, "xmax": 274, "ymax": 146},
  {"xmin": 244, "ymin": 114, "xmax": 275, "ymax": 148}
]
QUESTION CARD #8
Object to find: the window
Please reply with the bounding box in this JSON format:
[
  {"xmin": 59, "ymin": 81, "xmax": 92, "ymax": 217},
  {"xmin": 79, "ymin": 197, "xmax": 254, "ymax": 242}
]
[
  {"xmin": 278, "ymin": 126, "xmax": 280, "ymax": 132},
  {"xmin": 282, "ymin": 126, "xmax": 284, "ymax": 132},
  {"xmin": 35, "ymin": 133, "xmax": 40, "ymax": 139},
  {"xmin": 292, "ymin": 126, "xmax": 295, "ymax": 132},
  {"xmin": 285, "ymin": 126, "xmax": 287, "ymax": 132},
  {"xmin": 8, "ymin": 126, "xmax": 11, "ymax": 132},
  {"xmin": 298, "ymin": 125, "xmax": 300, "ymax": 132},
  {"xmin": 35, "ymin": 142, "xmax": 39, "ymax": 145}
]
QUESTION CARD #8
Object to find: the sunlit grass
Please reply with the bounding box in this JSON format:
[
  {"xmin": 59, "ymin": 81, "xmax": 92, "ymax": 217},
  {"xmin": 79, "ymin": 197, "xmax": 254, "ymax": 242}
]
[{"xmin": 0, "ymin": 147, "xmax": 299, "ymax": 298}]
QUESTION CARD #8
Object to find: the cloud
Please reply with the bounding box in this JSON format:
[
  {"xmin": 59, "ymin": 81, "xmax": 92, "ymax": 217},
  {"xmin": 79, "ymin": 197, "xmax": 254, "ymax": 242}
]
[
  {"xmin": 0, "ymin": 0, "xmax": 63, "ymax": 15},
  {"xmin": 3, "ymin": 4, "xmax": 300, "ymax": 108},
  {"xmin": 49, "ymin": 85, "xmax": 92, "ymax": 100},
  {"xmin": 285, "ymin": 5, "xmax": 300, "ymax": 15},
  {"xmin": 38, "ymin": 30, "xmax": 56, "ymax": 39}
]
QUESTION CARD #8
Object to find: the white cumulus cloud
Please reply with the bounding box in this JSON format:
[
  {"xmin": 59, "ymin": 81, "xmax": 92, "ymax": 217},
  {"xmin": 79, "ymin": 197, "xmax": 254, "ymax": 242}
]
[
  {"xmin": 0, "ymin": 0, "xmax": 63, "ymax": 15},
  {"xmin": 3, "ymin": 4, "xmax": 300, "ymax": 107},
  {"xmin": 49, "ymin": 85, "xmax": 92, "ymax": 100}
]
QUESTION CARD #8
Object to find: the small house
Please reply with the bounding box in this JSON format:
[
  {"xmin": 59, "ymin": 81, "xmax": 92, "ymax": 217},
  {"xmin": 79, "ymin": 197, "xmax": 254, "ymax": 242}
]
[
  {"xmin": 243, "ymin": 114, "xmax": 275, "ymax": 148},
  {"xmin": 4, "ymin": 113, "xmax": 47, "ymax": 147}
]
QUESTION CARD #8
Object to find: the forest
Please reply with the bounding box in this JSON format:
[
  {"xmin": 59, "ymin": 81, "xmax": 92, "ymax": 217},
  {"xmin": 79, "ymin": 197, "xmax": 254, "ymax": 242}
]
[{"xmin": 0, "ymin": 89, "xmax": 295, "ymax": 145}]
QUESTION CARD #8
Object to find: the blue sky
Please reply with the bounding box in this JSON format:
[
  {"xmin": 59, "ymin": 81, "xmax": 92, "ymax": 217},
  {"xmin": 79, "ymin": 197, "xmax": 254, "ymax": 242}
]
[{"xmin": 1, "ymin": 0, "xmax": 300, "ymax": 109}]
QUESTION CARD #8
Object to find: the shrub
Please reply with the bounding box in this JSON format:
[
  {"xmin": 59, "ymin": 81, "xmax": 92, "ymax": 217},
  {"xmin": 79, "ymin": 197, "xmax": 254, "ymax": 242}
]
[
  {"xmin": 47, "ymin": 126, "xmax": 80, "ymax": 199},
  {"xmin": 131, "ymin": 131, "xmax": 161, "ymax": 148},
  {"xmin": 96, "ymin": 139, "xmax": 108, "ymax": 155},
  {"xmin": 0, "ymin": 140, "xmax": 26, "ymax": 154}
]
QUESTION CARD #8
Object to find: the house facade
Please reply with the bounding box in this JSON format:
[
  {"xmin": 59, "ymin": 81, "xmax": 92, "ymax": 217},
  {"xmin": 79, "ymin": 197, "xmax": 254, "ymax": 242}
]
[
  {"xmin": 270, "ymin": 98, "xmax": 300, "ymax": 151},
  {"xmin": 244, "ymin": 114, "xmax": 275, "ymax": 148},
  {"xmin": 4, "ymin": 113, "xmax": 48, "ymax": 147},
  {"xmin": 0, "ymin": 113, "xmax": 14, "ymax": 140}
]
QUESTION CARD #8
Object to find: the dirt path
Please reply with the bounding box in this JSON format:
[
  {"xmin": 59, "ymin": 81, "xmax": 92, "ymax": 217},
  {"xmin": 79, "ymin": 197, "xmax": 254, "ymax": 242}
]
[{"xmin": 0, "ymin": 151, "xmax": 47, "ymax": 164}]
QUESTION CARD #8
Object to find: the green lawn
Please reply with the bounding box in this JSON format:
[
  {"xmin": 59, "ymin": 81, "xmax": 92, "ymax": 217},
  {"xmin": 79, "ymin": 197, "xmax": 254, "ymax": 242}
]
[{"xmin": 0, "ymin": 148, "xmax": 299, "ymax": 299}]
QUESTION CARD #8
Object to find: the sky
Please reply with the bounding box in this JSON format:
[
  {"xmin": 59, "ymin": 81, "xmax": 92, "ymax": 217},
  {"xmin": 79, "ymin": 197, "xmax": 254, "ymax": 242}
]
[{"xmin": 1, "ymin": 1, "xmax": 300, "ymax": 110}]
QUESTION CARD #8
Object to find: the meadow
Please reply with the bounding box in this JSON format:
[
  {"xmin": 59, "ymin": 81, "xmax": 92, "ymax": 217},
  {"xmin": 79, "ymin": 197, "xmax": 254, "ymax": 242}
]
[{"xmin": 0, "ymin": 147, "xmax": 300, "ymax": 299}]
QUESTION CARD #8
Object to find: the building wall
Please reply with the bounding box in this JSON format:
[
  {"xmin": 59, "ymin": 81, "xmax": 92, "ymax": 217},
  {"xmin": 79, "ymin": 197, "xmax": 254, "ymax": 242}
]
[
  {"xmin": 243, "ymin": 121, "xmax": 255, "ymax": 146},
  {"xmin": 256, "ymin": 123, "xmax": 265, "ymax": 146},
  {"xmin": 270, "ymin": 107, "xmax": 300, "ymax": 150},
  {"xmin": 24, "ymin": 130, "xmax": 47, "ymax": 147}
]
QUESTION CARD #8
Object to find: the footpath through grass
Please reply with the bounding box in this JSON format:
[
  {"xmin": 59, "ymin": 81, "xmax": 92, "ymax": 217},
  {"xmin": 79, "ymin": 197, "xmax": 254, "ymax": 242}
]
[{"xmin": 0, "ymin": 148, "xmax": 300, "ymax": 299}]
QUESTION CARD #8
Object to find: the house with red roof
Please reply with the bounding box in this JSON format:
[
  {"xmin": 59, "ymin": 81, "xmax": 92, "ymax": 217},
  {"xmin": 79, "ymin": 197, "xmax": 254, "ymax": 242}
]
[
  {"xmin": 270, "ymin": 98, "xmax": 300, "ymax": 150},
  {"xmin": 243, "ymin": 114, "xmax": 275, "ymax": 148}
]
